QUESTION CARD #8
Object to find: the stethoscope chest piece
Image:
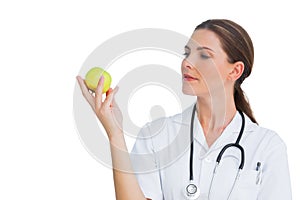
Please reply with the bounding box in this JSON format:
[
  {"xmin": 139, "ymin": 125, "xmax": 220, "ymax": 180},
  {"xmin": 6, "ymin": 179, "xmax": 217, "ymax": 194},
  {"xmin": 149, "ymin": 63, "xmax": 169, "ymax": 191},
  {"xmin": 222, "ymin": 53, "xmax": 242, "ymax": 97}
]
[{"xmin": 184, "ymin": 181, "xmax": 200, "ymax": 199}]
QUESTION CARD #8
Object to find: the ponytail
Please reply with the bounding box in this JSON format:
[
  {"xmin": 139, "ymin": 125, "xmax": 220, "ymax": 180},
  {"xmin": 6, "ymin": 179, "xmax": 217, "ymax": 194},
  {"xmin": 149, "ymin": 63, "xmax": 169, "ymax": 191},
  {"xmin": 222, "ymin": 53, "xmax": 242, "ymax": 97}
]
[{"xmin": 234, "ymin": 84, "xmax": 257, "ymax": 124}]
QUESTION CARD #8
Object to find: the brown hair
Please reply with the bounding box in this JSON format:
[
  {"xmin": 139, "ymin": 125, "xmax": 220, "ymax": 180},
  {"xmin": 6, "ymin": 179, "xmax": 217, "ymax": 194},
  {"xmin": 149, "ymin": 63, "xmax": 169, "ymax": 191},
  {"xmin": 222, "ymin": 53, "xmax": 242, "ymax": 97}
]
[{"xmin": 195, "ymin": 19, "xmax": 257, "ymax": 124}]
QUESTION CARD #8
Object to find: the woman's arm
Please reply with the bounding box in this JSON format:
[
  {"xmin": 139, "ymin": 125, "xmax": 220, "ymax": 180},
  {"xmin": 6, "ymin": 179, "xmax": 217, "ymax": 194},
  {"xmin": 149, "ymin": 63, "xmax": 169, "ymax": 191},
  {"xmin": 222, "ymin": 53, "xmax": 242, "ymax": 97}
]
[
  {"xmin": 110, "ymin": 134, "xmax": 148, "ymax": 200},
  {"xmin": 76, "ymin": 76, "xmax": 148, "ymax": 200}
]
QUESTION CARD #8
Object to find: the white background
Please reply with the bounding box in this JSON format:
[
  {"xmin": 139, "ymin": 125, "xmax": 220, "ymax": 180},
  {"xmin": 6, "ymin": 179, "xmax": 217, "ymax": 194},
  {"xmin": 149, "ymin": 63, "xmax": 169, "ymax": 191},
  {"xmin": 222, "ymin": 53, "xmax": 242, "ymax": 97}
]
[{"xmin": 1, "ymin": 0, "xmax": 299, "ymax": 199}]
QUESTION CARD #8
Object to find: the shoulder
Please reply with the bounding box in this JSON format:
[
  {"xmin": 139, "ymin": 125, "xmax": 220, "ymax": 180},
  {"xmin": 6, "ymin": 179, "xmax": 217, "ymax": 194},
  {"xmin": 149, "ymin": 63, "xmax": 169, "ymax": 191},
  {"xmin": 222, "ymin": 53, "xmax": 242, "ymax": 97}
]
[
  {"xmin": 244, "ymin": 117, "xmax": 287, "ymax": 157},
  {"xmin": 136, "ymin": 105, "xmax": 194, "ymax": 151},
  {"xmin": 253, "ymin": 123, "xmax": 285, "ymax": 147},
  {"xmin": 143, "ymin": 104, "xmax": 194, "ymax": 133}
]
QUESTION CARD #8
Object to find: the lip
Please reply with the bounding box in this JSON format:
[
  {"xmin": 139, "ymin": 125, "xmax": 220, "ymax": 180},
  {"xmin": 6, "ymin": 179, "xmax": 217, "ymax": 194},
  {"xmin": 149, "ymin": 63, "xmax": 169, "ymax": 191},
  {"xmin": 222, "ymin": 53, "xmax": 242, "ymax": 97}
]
[{"xmin": 183, "ymin": 73, "xmax": 198, "ymax": 81}]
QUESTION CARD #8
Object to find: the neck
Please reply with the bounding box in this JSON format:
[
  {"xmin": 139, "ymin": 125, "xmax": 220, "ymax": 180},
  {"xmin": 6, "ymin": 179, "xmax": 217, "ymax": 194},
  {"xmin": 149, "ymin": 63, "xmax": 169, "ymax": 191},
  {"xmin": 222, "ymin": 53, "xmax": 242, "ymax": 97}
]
[{"xmin": 196, "ymin": 93, "xmax": 237, "ymax": 137}]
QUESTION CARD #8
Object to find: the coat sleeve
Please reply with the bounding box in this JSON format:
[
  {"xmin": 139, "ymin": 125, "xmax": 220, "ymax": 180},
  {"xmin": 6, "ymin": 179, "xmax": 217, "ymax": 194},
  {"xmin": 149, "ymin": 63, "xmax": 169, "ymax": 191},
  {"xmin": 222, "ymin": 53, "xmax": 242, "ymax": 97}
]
[
  {"xmin": 258, "ymin": 134, "xmax": 292, "ymax": 199},
  {"xmin": 130, "ymin": 123, "xmax": 164, "ymax": 200}
]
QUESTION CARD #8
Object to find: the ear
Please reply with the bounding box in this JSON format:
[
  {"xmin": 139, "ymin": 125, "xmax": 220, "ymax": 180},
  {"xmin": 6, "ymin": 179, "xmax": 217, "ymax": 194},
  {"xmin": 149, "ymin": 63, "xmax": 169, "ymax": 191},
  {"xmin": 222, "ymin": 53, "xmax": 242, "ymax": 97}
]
[{"xmin": 228, "ymin": 61, "xmax": 244, "ymax": 81}]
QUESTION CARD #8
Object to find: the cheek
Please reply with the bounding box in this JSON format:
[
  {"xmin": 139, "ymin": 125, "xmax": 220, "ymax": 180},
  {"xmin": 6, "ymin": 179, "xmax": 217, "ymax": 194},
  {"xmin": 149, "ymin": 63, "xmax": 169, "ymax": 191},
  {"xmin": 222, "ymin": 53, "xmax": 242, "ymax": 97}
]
[
  {"xmin": 182, "ymin": 58, "xmax": 227, "ymax": 84},
  {"xmin": 198, "ymin": 61, "xmax": 221, "ymax": 79},
  {"xmin": 199, "ymin": 63, "xmax": 227, "ymax": 89}
]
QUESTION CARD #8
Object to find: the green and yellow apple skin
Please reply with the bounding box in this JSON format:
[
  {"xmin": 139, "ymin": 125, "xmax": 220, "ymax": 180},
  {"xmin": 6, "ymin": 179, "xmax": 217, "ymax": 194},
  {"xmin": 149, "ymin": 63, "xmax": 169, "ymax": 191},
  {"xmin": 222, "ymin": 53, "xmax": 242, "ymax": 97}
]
[{"xmin": 85, "ymin": 67, "xmax": 112, "ymax": 93}]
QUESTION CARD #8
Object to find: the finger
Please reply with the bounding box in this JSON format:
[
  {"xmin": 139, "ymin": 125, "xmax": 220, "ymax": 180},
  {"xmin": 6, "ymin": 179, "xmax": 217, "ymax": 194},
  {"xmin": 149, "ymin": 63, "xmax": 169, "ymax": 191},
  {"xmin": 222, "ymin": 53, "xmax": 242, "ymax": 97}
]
[
  {"xmin": 76, "ymin": 76, "xmax": 95, "ymax": 109},
  {"xmin": 110, "ymin": 87, "xmax": 119, "ymax": 107},
  {"xmin": 112, "ymin": 95, "xmax": 120, "ymax": 110},
  {"xmin": 95, "ymin": 76, "xmax": 104, "ymax": 110},
  {"xmin": 105, "ymin": 88, "xmax": 115, "ymax": 109},
  {"xmin": 103, "ymin": 86, "xmax": 119, "ymax": 108},
  {"xmin": 106, "ymin": 88, "xmax": 113, "ymax": 97}
]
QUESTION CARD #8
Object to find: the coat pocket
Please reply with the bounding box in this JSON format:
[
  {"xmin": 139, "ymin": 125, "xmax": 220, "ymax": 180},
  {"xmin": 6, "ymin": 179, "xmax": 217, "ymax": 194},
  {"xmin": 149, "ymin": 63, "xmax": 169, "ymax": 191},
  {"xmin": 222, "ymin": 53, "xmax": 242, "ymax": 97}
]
[{"xmin": 230, "ymin": 170, "xmax": 260, "ymax": 200}]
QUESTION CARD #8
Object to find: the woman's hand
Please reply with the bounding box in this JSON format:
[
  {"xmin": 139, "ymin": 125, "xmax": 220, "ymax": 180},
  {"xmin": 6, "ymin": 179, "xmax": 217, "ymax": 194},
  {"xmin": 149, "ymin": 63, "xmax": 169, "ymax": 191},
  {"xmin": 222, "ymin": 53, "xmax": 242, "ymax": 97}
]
[
  {"xmin": 77, "ymin": 75, "xmax": 147, "ymax": 200},
  {"xmin": 76, "ymin": 75, "xmax": 123, "ymax": 139}
]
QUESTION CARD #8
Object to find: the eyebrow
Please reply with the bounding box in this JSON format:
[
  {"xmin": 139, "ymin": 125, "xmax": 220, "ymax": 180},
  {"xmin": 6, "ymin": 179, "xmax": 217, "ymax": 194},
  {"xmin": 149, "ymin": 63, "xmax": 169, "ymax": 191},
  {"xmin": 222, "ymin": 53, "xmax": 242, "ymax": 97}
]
[{"xmin": 184, "ymin": 45, "xmax": 215, "ymax": 52}]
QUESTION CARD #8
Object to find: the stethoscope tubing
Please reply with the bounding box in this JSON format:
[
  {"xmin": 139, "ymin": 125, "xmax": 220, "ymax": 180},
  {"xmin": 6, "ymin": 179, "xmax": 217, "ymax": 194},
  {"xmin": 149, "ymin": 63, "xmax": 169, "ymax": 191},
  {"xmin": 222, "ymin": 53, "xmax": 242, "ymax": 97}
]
[{"xmin": 187, "ymin": 103, "xmax": 246, "ymax": 199}]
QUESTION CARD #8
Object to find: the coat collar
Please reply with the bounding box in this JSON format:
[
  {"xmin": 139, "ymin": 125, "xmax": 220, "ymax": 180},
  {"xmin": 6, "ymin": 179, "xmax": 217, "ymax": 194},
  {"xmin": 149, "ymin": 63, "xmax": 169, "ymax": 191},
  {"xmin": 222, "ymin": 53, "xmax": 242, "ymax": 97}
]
[{"xmin": 171, "ymin": 103, "xmax": 257, "ymax": 150}]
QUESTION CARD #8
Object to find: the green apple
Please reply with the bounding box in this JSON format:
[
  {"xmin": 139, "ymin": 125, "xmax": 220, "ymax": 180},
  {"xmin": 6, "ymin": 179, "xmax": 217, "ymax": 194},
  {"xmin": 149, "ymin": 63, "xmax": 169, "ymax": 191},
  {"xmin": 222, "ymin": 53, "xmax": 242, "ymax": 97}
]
[{"xmin": 85, "ymin": 67, "xmax": 112, "ymax": 93}]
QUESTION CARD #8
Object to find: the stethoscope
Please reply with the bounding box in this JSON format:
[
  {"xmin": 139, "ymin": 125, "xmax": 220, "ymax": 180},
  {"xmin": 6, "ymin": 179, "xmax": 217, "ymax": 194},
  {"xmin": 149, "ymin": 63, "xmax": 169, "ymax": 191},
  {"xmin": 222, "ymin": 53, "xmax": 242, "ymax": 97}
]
[{"xmin": 185, "ymin": 104, "xmax": 245, "ymax": 200}]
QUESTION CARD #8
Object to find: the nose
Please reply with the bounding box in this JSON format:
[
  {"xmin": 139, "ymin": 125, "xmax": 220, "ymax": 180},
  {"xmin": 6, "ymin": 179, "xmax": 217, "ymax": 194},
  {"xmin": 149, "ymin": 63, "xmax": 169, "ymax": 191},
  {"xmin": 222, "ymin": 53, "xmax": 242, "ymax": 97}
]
[{"xmin": 182, "ymin": 58, "xmax": 194, "ymax": 70}]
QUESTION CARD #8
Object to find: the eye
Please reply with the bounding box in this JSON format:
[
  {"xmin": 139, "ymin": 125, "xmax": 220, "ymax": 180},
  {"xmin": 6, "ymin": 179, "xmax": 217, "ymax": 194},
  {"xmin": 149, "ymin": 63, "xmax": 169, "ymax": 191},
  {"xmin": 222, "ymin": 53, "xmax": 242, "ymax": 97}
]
[
  {"xmin": 200, "ymin": 53, "xmax": 210, "ymax": 59},
  {"xmin": 183, "ymin": 52, "xmax": 189, "ymax": 58}
]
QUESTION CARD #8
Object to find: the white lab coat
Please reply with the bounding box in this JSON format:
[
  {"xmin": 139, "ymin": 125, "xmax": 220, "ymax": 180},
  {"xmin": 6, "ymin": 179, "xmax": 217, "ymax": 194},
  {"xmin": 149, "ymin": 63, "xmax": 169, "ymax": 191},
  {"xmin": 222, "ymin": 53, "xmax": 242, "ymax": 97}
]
[{"xmin": 130, "ymin": 104, "xmax": 292, "ymax": 200}]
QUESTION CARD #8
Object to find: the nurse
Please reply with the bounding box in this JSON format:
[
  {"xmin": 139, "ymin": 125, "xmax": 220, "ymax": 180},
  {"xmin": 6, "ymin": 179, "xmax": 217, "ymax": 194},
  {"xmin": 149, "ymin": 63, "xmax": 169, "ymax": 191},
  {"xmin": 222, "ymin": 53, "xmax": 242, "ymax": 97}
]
[{"xmin": 76, "ymin": 19, "xmax": 292, "ymax": 199}]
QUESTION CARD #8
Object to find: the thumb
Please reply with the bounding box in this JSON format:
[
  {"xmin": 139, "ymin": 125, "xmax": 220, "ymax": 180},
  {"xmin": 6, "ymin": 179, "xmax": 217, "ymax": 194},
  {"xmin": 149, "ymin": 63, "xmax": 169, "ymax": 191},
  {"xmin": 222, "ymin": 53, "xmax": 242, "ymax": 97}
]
[
  {"xmin": 103, "ymin": 86, "xmax": 119, "ymax": 108},
  {"xmin": 106, "ymin": 88, "xmax": 113, "ymax": 97}
]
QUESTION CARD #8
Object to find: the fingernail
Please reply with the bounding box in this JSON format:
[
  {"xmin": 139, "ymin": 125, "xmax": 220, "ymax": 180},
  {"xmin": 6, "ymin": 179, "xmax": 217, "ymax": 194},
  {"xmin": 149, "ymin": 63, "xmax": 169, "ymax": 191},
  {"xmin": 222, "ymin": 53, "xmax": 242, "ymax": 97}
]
[
  {"xmin": 100, "ymin": 75, "xmax": 105, "ymax": 82},
  {"xmin": 76, "ymin": 76, "xmax": 81, "ymax": 82}
]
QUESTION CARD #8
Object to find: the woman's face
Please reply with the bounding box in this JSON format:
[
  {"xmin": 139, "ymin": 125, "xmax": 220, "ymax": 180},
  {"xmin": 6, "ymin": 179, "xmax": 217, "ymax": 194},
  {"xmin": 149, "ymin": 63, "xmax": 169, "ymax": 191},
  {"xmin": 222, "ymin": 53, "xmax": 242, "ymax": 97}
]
[{"xmin": 181, "ymin": 29, "xmax": 234, "ymax": 97}]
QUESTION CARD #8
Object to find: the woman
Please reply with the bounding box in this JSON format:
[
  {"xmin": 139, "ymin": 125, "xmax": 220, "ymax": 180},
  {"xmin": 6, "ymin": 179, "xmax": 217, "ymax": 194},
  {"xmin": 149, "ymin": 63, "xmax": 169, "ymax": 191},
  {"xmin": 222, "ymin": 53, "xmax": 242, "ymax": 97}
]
[{"xmin": 77, "ymin": 19, "xmax": 292, "ymax": 200}]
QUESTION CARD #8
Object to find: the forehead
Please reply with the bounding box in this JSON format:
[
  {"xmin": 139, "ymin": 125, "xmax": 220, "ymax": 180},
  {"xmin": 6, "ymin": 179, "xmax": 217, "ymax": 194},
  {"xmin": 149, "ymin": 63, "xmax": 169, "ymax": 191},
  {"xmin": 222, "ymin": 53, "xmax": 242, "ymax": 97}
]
[{"xmin": 186, "ymin": 29, "xmax": 222, "ymax": 50}]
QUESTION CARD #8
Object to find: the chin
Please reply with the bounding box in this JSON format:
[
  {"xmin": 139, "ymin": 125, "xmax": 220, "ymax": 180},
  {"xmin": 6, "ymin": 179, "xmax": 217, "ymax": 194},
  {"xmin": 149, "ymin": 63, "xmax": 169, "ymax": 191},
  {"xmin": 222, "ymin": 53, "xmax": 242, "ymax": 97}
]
[
  {"xmin": 182, "ymin": 86, "xmax": 211, "ymax": 98},
  {"xmin": 182, "ymin": 87, "xmax": 197, "ymax": 96}
]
